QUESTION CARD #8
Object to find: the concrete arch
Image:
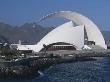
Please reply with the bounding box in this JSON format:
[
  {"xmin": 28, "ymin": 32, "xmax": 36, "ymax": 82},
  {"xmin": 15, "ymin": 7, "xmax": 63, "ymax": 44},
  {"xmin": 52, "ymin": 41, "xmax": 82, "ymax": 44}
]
[
  {"xmin": 35, "ymin": 21, "xmax": 84, "ymax": 52},
  {"xmin": 37, "ymin": 11, "xmax": 107, "ymax": 49}
]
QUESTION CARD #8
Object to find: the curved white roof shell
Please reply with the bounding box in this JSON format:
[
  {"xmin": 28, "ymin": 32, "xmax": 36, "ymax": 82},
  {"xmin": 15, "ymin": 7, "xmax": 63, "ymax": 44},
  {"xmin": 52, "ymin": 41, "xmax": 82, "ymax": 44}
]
[
  {"xmin": 34, "ymin": 21, "xmax": 84, "ymax": 52},
  {"xmin": 38, "ymin": 11, "xmax": 107, "ymax": 49}
]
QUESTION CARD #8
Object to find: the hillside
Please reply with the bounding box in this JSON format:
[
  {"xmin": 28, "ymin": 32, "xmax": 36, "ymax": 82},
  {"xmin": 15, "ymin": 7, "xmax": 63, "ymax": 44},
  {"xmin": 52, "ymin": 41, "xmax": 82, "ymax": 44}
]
[
  {"xmin": 0, "ymin": 22, "xmax": 53, "ymax": 44},
  {"xmin": 102, "ymin": 31, "xmax": 110, "ymax": 45}
]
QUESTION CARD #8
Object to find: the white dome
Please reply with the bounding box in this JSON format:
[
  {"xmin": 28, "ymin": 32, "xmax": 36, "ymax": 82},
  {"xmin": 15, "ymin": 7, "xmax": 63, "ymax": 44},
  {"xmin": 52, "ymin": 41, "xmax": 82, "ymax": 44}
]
[{"xmin": 34, "ymin": 21, "xmax": 84, "ymax": 52}]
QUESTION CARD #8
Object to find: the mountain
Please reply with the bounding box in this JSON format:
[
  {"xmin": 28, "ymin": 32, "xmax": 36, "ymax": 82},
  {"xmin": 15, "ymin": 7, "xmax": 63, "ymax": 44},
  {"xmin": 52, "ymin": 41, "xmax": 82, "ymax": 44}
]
[
  {"xmin": 0, "ymin": 22, "xmax": 110, "ymax": 46},
  {"xmin": 19, "ymin": 23, "xmax": 54, "ymax": 44},
  {"xmin": 0, "ymin": 33, "xmax": 9, "ymax": 43},
  {"xmin": 102, "ymin": 31, "xmax": 110, "ymax": 45},
  {"xmin": 0, "ymin": 22, "xmax": 53, "ymax": 44}
]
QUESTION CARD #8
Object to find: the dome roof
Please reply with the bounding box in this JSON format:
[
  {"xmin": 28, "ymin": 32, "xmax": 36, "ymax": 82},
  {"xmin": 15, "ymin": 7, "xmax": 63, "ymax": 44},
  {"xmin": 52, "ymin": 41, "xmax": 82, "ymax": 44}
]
[{"xmin": 34, "ymin": 21, "xmax": 84, "ymax": 52}]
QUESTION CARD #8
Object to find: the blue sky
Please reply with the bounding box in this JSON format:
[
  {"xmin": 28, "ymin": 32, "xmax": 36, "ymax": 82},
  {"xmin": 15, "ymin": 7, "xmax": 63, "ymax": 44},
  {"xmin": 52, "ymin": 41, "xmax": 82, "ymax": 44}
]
[{"xmin": 0, "ymin": 0, "xmax": 110, "ymax": 30}]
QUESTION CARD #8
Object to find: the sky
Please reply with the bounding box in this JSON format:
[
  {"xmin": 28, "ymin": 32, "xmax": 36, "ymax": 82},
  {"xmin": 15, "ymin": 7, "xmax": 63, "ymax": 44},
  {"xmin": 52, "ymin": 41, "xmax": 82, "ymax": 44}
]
[{"xmin": 0, "ymin": 0, "xmax": 110, "ymax": 30}]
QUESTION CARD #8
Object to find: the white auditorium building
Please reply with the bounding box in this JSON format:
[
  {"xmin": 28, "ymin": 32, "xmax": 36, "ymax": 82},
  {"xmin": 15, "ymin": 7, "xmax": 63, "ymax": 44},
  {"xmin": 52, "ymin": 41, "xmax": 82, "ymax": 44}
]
[{"xmin": 15, "ymin": 11, "xmax": 107, "ymax": 52}]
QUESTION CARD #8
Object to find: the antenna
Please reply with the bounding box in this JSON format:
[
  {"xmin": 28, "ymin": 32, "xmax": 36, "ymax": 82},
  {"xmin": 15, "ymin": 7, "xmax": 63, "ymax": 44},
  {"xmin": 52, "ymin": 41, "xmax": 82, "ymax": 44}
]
[{"xmin": 18, "ymin": 40, "xmax": 21, "ymax": 45}]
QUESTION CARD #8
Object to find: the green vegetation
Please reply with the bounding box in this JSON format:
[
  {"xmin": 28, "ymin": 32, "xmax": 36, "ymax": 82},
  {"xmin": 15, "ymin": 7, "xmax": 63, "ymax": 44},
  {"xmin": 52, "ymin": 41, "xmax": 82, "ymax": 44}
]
[{"xmin": 0, "ymin": 46, "xmax": 22, "ymax": 61}]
